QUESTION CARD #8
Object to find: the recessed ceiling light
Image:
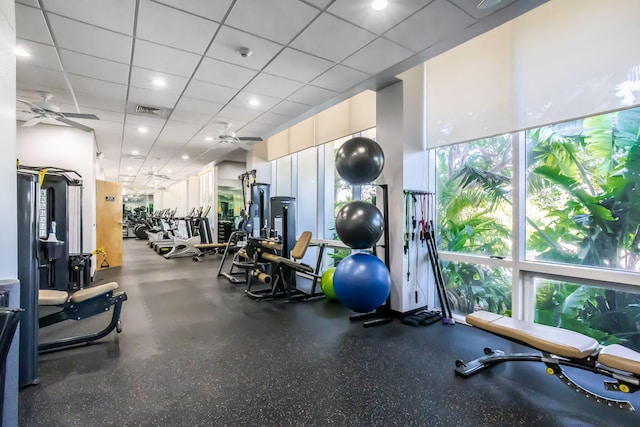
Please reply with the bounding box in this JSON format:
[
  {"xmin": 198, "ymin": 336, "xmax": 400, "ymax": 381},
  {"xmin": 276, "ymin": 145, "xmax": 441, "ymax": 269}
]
[
  {"xmin": 167, "ymin": 169, "xmax": 172, "ymax": 173},
  {"xmin": 182, "ymin": 155, "xmax": 189, "ymax": 160},
  {"xmin": 138, "ymin": 127, "xmax": 148, "ymax": 133},
  {"xmin": 127, "ymin": 166, "xmax": 132, "ymax": 170},
  {"xmin": 205, "ymin": 136, "xmax": 213, "ymax": 142},
  {"xmin": 371, "ymin": 0, "xmax": 388, "ymax": 11},
  {"xmin": 132, "ymin": 150, "xmax": 139, "ymax": 155},
  {"xmin": 15, "ymin": 47, "xmax": 30, "ymax": 57},
  {"xmin": 248, "ymin": 98, "xmax": 260, "ymax": 106},
  {"xmin": 152, "ymin": 79, "xmax": 166, "ymax": 87}
]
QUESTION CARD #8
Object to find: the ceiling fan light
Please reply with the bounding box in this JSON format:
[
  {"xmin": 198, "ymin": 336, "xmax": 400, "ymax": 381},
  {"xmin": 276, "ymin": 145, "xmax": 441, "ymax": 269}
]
[
  {"xmin": 152, "ymin": 79, "xmax": 166, "ymax": 87},
  {"xmin": 248, "ymin": 98, "xmax": 260, "ymax": 106},
  {"xmin": 477, "ymin": 0, "xmax": 502, "ymax": 9}
]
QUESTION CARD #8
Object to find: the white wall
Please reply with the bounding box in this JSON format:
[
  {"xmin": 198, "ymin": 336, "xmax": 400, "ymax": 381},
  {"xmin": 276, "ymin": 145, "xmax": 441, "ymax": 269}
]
[
  {"xmin": 167, "ymin": 180, "xmax": 188, "ymax": 216},
  {"xmin": 216, "ymin": 160, "xmax": 245, "ymax": 188},
  {"xmin": 187, "ymin": 175, "xmax": 199, "ymax": 210},
  {"xmin": 17, "ymin": 124, "xmax": 97, "ymax": 265},
  {"xmin": 0, "ymin": 0, "xmax": 16, "ymax": 280},
  {"xmin": 0, "ymin": 2, "xmax": 18, "ymax": 424}
]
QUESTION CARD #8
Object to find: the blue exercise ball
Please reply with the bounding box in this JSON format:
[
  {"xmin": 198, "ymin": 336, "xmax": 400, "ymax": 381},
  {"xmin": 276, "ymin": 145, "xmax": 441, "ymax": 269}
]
[
  {"xmin": 335, "ymin": 137, "xmax": 385, "ymax": 185},
  {"xmin": 333, "ymin": 253, "xmax": 391, "ymax": 313},
  {"xmin": 335, "ymin": 201, "xmax": 384, "ymax": 249}
]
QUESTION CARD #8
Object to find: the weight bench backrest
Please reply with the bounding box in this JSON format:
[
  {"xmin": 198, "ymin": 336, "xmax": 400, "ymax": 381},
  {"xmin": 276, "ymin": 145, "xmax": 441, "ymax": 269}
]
[{"xmin": 291, "ymin": 231, "xmax": 312, "ymax": 260}]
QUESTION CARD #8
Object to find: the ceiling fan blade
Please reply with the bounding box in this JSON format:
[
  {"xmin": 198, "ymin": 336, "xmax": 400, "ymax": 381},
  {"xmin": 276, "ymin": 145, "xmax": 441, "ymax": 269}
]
[
  {"xmin": 56, "ymin": 117, "xmax": 94, "ymax": 132},
  {"xmin": 60, "ymin": 112, "xmax": 100, "ymax": 120},
  {"xmin": 22, "ymin": 117, "xmax": 42, "ymax": 127},
  {"xmin": 17, "ymin": 98, "xmax": 40, "ymax": 110},
  {"xmin": 237, "ymin": 136, "xmax": 263, "ymax": 142}
]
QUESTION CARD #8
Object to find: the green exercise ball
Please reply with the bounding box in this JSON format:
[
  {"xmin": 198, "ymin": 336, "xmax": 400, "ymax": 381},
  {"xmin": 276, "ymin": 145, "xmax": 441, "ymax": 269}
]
[{"xmin": 321, "ymin": 267, "xmax": 338, "ymax": 300}]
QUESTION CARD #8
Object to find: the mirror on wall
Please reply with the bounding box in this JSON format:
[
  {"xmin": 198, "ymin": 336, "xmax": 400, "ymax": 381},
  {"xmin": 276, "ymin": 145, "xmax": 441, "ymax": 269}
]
[{"xmin": 217, "ymin": 186, "xmax": 243, "ymax": 242}]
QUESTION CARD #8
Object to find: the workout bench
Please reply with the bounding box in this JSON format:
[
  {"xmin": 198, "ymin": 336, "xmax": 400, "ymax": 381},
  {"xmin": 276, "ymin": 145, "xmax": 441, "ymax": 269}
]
[
  {"xmin": 455, "ymin": 311, "xmax": 640, "ymax": 411},
  {"xmin": 38, "ymin": 282, "xmax": 127, "ymax": 352}
]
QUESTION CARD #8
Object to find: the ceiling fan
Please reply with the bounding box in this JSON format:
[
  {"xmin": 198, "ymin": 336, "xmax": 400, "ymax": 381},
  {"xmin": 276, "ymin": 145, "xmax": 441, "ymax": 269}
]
[
  {"xmin": 145, "ymin": 167, "xmax": 170, "ymax": 180},
  {"xmin": 17, "ymin": 92, "xmax": 99, "ymax": 132},
  {"xmin": 213, "ymin": 122, "xmax": 263, "ymax": 150}
]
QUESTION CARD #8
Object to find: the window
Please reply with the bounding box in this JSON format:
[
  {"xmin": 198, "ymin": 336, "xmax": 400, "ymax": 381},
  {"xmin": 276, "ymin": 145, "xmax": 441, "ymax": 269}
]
[
  {"xmin": 526, "ymin": 107, "xmax": 640, "ymax": 272},
  {"xmin": 436, "ymin": 135, "xmax": 512, "ymax": 257},
  {"xmin": 535, "ymin": 277, "xmax": 640, "ymax": 352},
  {"xmin": 443, "ymin": 261, "xmax": 512, "ymax": 315}
]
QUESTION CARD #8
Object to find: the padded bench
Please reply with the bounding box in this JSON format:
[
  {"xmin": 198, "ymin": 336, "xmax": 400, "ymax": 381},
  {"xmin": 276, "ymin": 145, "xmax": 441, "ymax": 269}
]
[{"xmin": 457, "ymin": 311, "xmax": 640, "ymax": 411}]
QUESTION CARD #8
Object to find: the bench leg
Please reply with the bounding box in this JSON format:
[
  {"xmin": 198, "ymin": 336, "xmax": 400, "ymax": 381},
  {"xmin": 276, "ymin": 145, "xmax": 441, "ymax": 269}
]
[{"xmin": 39, "ymin": 292, "xmax": 127, "ymax": 353}]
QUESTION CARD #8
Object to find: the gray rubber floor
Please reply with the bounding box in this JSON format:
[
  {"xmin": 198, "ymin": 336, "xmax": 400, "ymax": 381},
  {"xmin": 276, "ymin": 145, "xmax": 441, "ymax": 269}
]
[{"xmin": 18, "ymin": 239, "xmax": 640, "ymax": 426}]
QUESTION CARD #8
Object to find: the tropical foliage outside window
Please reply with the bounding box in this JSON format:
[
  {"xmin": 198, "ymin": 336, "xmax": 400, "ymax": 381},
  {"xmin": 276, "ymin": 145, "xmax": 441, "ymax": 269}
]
[
  {"xmin": 436, "ymin": 136, "xmax": 513, "ymax": 314},
  {"xmin": 436, "ymin": 106, "xmax": 640, "ymax": 331},
  {"xmin": 535, "ymin": 278, "xmax": 640, "ymax": 352}
]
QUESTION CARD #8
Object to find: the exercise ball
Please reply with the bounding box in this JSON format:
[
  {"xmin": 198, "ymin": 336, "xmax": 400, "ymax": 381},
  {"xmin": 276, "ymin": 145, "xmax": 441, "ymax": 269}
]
[
  {"xmin": 335, "ymin": 201, "xmax": 384, "ymax": 249},
  {"xmin": 320, "ymin": 267, "xmax": 338, "ymax": 300},
  {"xmin": 333, "ymin": 253, "xmax": 391, "ymax": 313},
  {"xmin": 335, "ymin": 137, "xmax": 385, "ymax": 184}
]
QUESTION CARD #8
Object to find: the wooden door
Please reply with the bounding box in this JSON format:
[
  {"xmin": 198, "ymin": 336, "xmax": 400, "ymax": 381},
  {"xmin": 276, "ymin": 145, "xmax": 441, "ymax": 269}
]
[{"xmin": 96, "ymin": 180, "xmax": 123, "ymax": 270}]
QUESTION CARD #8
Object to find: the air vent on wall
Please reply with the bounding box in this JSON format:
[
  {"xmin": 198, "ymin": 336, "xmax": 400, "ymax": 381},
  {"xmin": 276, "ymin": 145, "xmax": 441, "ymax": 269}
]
[{"xmin": 135, "ymin": 105, "xmax": 164, "ymax": 116}]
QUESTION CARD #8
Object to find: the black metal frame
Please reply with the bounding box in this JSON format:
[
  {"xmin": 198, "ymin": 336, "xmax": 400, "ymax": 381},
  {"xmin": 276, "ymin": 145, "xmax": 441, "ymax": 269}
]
[
  {"xmin": 455, "ymin": 347, "xmax": 640, "ymax": 411},
  {"xmin": 348, "ymin": 184, "xmax": 394, "ymax": 328},
  {"xmin": 38, "ymin": 290, "xmax": 127, "ymax": 353}
]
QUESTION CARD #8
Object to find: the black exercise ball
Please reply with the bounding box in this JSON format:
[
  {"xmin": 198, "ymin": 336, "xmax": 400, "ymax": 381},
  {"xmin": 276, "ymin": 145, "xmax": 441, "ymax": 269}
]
[
  {"xmin": 335, "ymin": 137, "xmax": 384, "ymax": 185},
  {"xmin": 335, "ymin": 201, "xmax": 384, "ymax": 249}
]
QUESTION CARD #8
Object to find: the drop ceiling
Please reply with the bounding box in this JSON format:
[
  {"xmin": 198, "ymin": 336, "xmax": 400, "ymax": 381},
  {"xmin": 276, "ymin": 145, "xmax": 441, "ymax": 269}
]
[{"xmin": 15, "ymin": 0, "xmax": 547, "ymax": 190}]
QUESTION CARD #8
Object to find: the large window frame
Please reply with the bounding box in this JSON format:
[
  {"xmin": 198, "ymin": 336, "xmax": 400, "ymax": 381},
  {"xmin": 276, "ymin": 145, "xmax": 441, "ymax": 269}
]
[{"xmin": 433, "ymin": 120, "xmax": 640, "ymax": 323}]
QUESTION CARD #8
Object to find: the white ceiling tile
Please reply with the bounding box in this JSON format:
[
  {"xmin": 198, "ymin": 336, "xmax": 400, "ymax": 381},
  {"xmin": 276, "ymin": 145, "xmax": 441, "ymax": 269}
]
[
  {"xmin": 170, "ymin": 110, "xmax": 215, "ymax": 127},
  {"xmin": 384, "ymin": 0, "xmax": 476, "ymax": 52},
  {"xmin": 253, "ymin": 112, "xmax": 290, "ymax": 126},
  {"xmin": 16, "ymin": 4, "xmax": 53, "ymax": 45},
  {"xmin": 287, "ymin": 84, "xmax": 336, "ymax": 105},
  {"xmin": 302, "ymin": 0, "xmax": 333, "ymax": 9},
  {"xmin": 263, "ymin": 48, "xmax": 334, "ymax": 83},
  {"xmin": 215, "ymin": 105, "xmax": 262, "ymax": 122},
  {"xmin": 449, "ymin": 0, "xmax": 516, "ymax": 20},
  {"xmin": 48, "ymin": 14, "xmax": 132, "ymax": 63},
  {"xmin": 157, "ymin": 120, "xmax": 202, "ymax": 145},
  {"xmin": 133, "ymin": 40, "xmax": 201, "ymax": 77},
  {"xmin": 226, "ymin": 0, "xmax": 319, "ymax": 44},
  {"xmin": 175, "ymin": 96, "xmax": 224, "ymax": 115},
  {"xmin": 16, "ymin": 0, "xmax": 39, "ymax": 8},
  {"xmin": 60, "ymin": 49, "xmax": 129, "ymax": 84},
  {"xmin": 137, "ymin": 0, "xmax": 219, "ymax": 54},
  {"xmin": 206, "ymin": 25, "xmax": 283, "ymax": 71},
  {"xmin": 67, "ymin": 74, "xmax": 128, "ymax": 98},
  {"xmin": 16, "ymin": 39, "xmax": 61, "ymax": 70},
  {"xmin": 74, "ymin": 90, "xmax": 126, "ymax": 112},
  {"xmin": 236, "ymin": 122, "xmax": 272, "ymax": 138},
  {"xmin": 268, "ymin": 99, "xmax": 311, "ymax": 117},
  {"xmin": 124, "ymin": 114, "xmax": 166, "ymax": 129},
  {"xmin": 244, "ymin": 73, "xmax": 304, "ymax": 99},
  {"xmin": 228, "ymin": 91, "xmax": 281, "ymax": 112},
  {"xmin": 154, "ymin": 0, "xmax": 234, "ymax": 21},
  {"xmin": 184, "ymin": 79, "xmax": 238, "ymax": 105},
  {"xmin": 42, "ymin": 0, "xmax": 135, "ymax": 35},
  {"xmin": 311, "ymin": 65, "xmax": 370, "ymax": 92},
  {"xmin": 16, "ymin": 63, "xmax": 68, "ymax": 92},
  {"xmin": 291, "ymin": 13, "xmax": 376, "ymax": 62},
  {"xmin": 327, "ymin": 0, "xmax": 432, "ymax": 35},
  {"xmin": 130, "ymin": 67, "xmax": 189, "ymax": 94},
  {"xmin": 193, "ymin": 57, "xmax": 258, "ymax": 89},
  {"xmin": 17, "ymin": 89, "xmax": 75, "ymax": 106},
  {"xmin": 342, "ymin": 37, "xmax": 413, "ymax": 74},
  {"xmin": 128, "ymin": 86, "xmax": 181, "ymax": 110}
]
